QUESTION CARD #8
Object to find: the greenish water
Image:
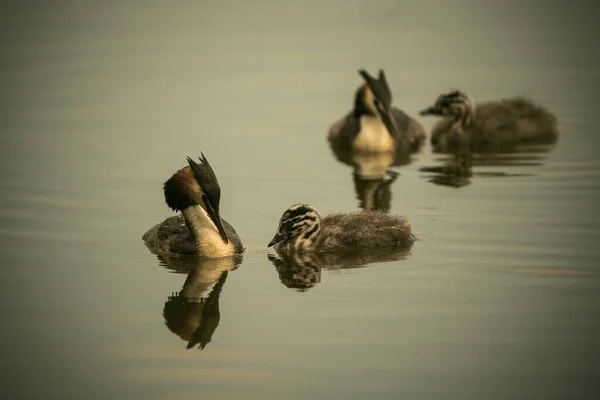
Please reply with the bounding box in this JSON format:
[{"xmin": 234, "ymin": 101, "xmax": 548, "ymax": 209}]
[{"xmin": 1, "ymin": 1, "xmax": 599, "ymax": 399}]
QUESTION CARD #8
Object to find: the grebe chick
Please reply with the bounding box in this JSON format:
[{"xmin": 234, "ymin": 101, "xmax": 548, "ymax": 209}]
[
  {"xmin": 142, "ymin": 154, "xmax": 245, "ymax": 259},
  {"xmin": 328, "ymin": 68, "xmax": 426, "ymax": 154},
  {"xmin": 267, "ymin": 204, "xmax": 415, "ymax": 254},
  {"xmin": 420, "ymin": 90, "xmax": 558, "ymax": 152}
]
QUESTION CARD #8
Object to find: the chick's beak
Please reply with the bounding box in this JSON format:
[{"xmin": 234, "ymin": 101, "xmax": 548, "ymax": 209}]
[
  {"xmin": 419, "ymin": 105, "xmax": 439, "ymax": 116},
  {"xmin": 267, "ymin": 232, "xmax": 286, "ymax": 248}
]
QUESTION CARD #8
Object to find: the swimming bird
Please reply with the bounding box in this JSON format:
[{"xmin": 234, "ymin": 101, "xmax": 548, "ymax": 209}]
[
  {"xmin": 267, "ymin": 204, "xmax": 415, "ymax": 254},
  {"xmin": 420, "ymin": 90, "xmax": 558, "ymax": 152},
  {"xmin": 142, "ymin": 154, "xmax": 245, "ymax": 259},
  {"xmin": 328, "ymin": 68, "xmax": 426, "ymax": 155}
]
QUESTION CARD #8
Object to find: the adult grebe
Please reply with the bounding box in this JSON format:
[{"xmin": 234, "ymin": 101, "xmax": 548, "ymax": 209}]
[
  {"xmin": 328, "ymin": 68, "xmax": 426, "ymax": 154},
  {"xmin": 142, "ymin": 154, "xmax": 244, "ymax": 259}
]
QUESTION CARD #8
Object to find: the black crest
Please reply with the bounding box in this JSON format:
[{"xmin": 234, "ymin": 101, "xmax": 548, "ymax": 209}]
[
  {"xmin": 186, "ymin": 153, "xmax": 222, "ymax": 212},
  {"xmin": 359, "ymin": 68, "xmax": 393, "ymax": 107}
]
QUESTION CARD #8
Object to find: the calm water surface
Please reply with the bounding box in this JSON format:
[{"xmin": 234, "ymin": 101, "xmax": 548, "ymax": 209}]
[{"xmin": 1, "ymin": 1, "xmax": 600, "ymax": 399}]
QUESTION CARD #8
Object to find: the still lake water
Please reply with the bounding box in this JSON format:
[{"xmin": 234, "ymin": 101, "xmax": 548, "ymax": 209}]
[{"xmin": 1, "ymin": 1, "xmax": 600, "ymax": 399}]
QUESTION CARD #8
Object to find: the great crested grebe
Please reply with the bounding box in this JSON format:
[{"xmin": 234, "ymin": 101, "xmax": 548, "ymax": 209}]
[
  {"xmin": 142, "ymin": 154, "xmax": 245, "ymax": 259},
  {"xmin": 267, "ymin": 204, "xmax": 415, "ymax": 254},
  {"xmin": 420, "ymin": 90, "xmax": 558, "ymax": 152},
  {"xmin": 328, "ymin": 68, "xmax": 426, "ymax": 154}
]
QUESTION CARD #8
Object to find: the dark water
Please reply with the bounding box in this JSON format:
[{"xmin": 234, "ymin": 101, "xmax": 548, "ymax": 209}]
[{"xmin": 2, "ymin": 1, "xmax": 600, "ymax": 399}]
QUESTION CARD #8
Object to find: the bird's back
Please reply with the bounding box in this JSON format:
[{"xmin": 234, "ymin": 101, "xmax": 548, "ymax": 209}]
[
  {"xmin": 142, "ymin": 215, "xmax": 245, "ymax": 257},
  {"xmin": 142, "ymin": 215, "xmax": 197, "ymax": 256},
  {"xmin": 328, "ymin": 113, "xmax": 360, "ymax": 149},
  {"xmin": 315, "ymin": 211, "xmax": 415, "ymax": 252},
  {"xmin": 432, "ymin": 97, "xmax": 558, "ymax": 149},
  {"xmin": 392, "ymin": 107, "xmax": 427, "ymax": 151}
]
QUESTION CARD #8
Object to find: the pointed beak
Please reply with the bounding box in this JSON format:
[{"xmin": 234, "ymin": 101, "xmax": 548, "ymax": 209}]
[
  {"xmin": 187, "ymin": 190, "xmax": 229, "ymax": 244},
  {"xmin": 380, "ymin": 106, "xmax": 400, "ymax": 139},
  {"xmin": 267, "ymin": 232, "xmax": 286, "ymax": 248},
  {"xmin": 205, "ymin": 203, "xmax": 229, "ymax": 244},
  {"xmin": 420, "ymin": 106, "xmax": 439, "ymax": 116}
]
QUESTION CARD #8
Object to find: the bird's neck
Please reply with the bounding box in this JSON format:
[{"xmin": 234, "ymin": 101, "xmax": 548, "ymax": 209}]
[
  {"xmin": 182, "ymin": 205, "xmax": 232, "ymax": 257},
  {"xmin": 455, "ymin": 102, "xmax": 475, "ymax": 129}
]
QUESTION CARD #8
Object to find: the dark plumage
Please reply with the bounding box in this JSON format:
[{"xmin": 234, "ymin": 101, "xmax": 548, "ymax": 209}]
[
  {"xmin": 268, "ymin": 204, "xmax": 415, "ymax": 254},
  {"xmin": 142, "ymin": 153, "xmax": 245, "ymax": 258},
  {"xmin": 143, "ymin": 215, "xmax": 244, "ymax": 256},
  {"xmin": 421, "ymin": 90, "xmax": 559, "ymax": 152},
  {"xmin": 328, "ymin": 68, "xmax": 426, "ymax": 154}
]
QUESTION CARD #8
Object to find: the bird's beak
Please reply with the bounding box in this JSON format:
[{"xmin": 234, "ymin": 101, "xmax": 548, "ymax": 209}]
[
  {"xmin": 205, "ymin": 203, "xmax": 229, "ymax": 244},
  {"xmin": 188, "ymin": 190, "xmax": 229, "ymax": 244},
  {"xmin": 380, "ymin": 105, "xmax": 401, "ymax": 139},
  {"xmin": 419, "ymin": 105, "xmax": 440, "ymax": 116},
  {"xmin": 267, "ymin": 232, "xmax": 286, "ymax": 248}
]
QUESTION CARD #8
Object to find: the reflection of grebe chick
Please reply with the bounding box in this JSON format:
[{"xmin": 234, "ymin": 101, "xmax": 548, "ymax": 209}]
[
  {"xmin": 268, "ymin": 245, "xmax": 413, "ymax": 291},
  {"xmin": 328, "ymin": 69, "xmax": 426, "ymax": 154},
  {"xmin": 142, "ymin": 154, "xmax": 245, "ymax": 258},
  {"xmin": 268, "ymin": 253, "xmax": 321, "ymax": 292},
  {"xmin": 268, "ymin": 204, "xmax": 415, "ymax": 254},
  {"xmin": 419, "ymin": 151, "xmax": 473, "ymax": 175},
  {"xmin": 420, "ymin": 90, "xmax": 558, "ymax": 151}
]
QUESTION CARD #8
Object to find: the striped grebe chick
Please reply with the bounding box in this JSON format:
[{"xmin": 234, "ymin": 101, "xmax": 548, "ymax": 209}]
[
  {"xmin": 328, "ymin": 68, "xmax": 426, "ymax": 154},
  {"xmin": 420, "ymin": 90, "xmax": 558, "ymax": 152},
  {"xmin": 142, "ymin": 154, "xmax": 245, "ymax": 259},
  {"xmin": 267, "ymin": 204, "xmax": 415, "ymax": 254}
]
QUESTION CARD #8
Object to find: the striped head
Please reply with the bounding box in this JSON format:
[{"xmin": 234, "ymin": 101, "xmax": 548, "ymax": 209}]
[
  {"xmin": 420, "ymin": 90, "xmax": 475, "ymax": 127},
  {"xmin": 267, "ymin": 204, "xmax": 322, "ymax": 252}
]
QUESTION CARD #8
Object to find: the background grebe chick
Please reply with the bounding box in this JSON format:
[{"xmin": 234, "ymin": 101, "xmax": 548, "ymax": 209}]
[
  {"xmin": 268, "ymin": 204, "xmax": 415, "ymax": 253},
  {"xmin": 420, "ymin": 90, "xmax": 558, "ymax": 152},
  {"xmin": 142, "ymin": 154, "xmax": 245, "ymax": 259},
  {"xmin": 328, "ymin": 68, "xmax": 426, "ymax": 154}
]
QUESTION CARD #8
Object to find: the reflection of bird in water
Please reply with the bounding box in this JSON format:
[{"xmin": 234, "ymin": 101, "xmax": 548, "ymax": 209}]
[
  {"xmin": 353, "ymin": 169, "xmax": 399, "ymax": 212},
  {"xmin": 419, "ymin": 149, "xmax": 540, "ymax": 189},
  {"xmin": 142, "ymin": 153, "xmax": 245, "ymax": 259},
  {"xmin": 267, "ymin": 245, "xmax": 412, "ymax": 292},
  {"xmin": 328, "ymin": 68, "xmax": 426, "ymax": 158},
  {"xmin": 160, "ymin": 255, "xmax": 242, "ymax": 350},
  {"xmin": 329, "ymin": 148, "xmax": 402, "ymax": 212},
  {"xmin": 267, "ymin": 204, "xmax": 415, "ymax": 254},
  {"xmin": 268, "ymin": 253, "xmax": 321, "ymax": 292},
  {"xmin": 420, "ymin": 90, "xmax": 558, "ymax": 153},
  {"xmin": 419, "ymin": 150, "xmax": 473, "ymax": 188}
]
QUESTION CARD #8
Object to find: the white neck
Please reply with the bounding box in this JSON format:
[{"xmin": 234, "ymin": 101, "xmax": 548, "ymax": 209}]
[{"xmin": 182, "ymin": 205, "xmax": 233, "ymax": 258}]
